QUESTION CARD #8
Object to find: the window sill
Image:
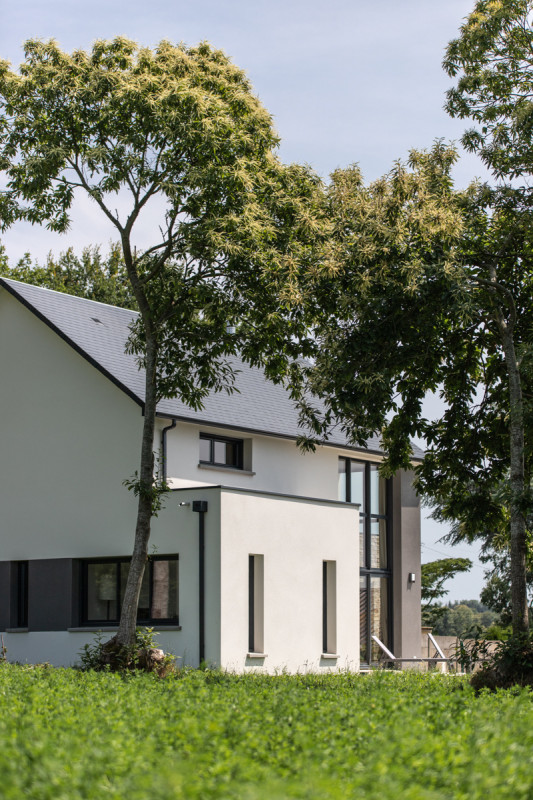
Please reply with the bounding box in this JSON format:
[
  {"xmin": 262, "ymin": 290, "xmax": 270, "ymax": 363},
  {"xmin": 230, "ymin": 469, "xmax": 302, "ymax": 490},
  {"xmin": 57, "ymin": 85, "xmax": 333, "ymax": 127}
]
[
  {"xmin": 247, "ymin": 652, "xmax": 267, "ymax": 659},
  {"xmin": 68, "ymin": 626, "xmax": 182, "ymax": 633},
  {"xmin": 5, "ymin": 628, "xmax": 29, "ymax": 633},
  {"xmin": 198, "ymin": 463, "xmax": 255, "ymax": 476},
  {"xmin": 321, "ymin": 653, "xmax": 340, "ymax": 659}
]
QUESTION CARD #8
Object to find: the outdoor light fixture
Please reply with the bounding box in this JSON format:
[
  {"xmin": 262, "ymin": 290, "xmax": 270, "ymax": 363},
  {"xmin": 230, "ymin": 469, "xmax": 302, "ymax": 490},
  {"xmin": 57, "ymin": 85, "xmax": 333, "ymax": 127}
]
[
  {"xmin": 408, "ymin": 573, "xmax": 416, "ymax": 583},
  {"xmin": 179, "ymin": 501, "xmax": 190, "ymax": 507}
]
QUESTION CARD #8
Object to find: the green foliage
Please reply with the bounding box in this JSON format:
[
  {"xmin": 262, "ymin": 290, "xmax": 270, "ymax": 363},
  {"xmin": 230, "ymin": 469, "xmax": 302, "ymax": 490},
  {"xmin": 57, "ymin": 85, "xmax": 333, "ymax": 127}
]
[
  {"xmin": 0, "ymin": 37, "xmax": 325, "ymax": 646},
  {"xmin": 471, "ymin": 631, "xmax": 533, "ymax": 689},
  {"xmin": 444, "ymin": 0, "xmax": 533, "ymax": 179},
  {"xmin": 122, "ymin": 470, "xmax": 170, "ymax": 517},
  {"xmin": 296, "ymin": 141, "xmax": 533, "ymax": 634},
  {"xmin": 79, "ymin": 627, "xmax": 176, "ymax": 675},
  {"xmin": 421, "ymin": 558, "xmax": 473, "ymax": 626},
  {"xmin": 433, "ymin": 601, "xmax": 499, "ymax": 638},
  {"xmin": 2, "ymin": 667, "xmax": 533, "ymax": 798},
  {"xmin": 0, "ymin": 244, "xmax": 137, "ymax": 309}
]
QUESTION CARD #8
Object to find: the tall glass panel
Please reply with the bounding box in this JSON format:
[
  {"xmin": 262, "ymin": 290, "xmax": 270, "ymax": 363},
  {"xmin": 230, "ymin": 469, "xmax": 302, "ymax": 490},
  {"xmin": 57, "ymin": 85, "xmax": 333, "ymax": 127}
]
[
  {"xmin": 214, "ymin": 440, "xmax": 226, "ymax": 464},
  {"xmin": 120, "ymin": 562, "xmax": 150, "ymax": 619},
  {"xmin": 359, "ymin": 576, "xmax": 368, "ymax": 664},
  {"xmin": 349, "ymin": 461, "xmax": 365, "ymax": 510},
  {"xmin": 87, "ymin": 563, "xmax": 117, "ymax": 621},
  {"xmin": 370, "ymin": 464, "xmax": 387, "ymax": 515},
  {"xmin": 151, "ymin": 560, "xmax": 179, "ymax": 620},
  {"xmin": 370, "ymin": 576, "xmax": 389, "ymax": 664},
  {"xmin": 199, "ymin": 437, "xmax": 211, "ymax": 462},
  {"xmin": 359, "ymin": 519, "xmax": 366, "ymax": 569},
  {"xmin": 370, "ymin": 518, "xmax": 388, "ymax": 569}
]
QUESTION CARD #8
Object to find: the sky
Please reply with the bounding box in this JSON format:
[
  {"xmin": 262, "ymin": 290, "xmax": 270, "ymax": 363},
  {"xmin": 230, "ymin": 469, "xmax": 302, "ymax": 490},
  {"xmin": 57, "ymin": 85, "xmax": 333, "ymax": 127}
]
[{"xmin": 1, "ymin": 0, "xmax": 490, "ymax": 601}]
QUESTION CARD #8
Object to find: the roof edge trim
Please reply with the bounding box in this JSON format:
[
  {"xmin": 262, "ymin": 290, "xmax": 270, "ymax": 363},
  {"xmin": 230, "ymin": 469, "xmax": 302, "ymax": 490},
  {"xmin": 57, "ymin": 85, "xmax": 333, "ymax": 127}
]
[{"xmin": 155, "ymin": 411, "xmax": 424, "ymax": 461}]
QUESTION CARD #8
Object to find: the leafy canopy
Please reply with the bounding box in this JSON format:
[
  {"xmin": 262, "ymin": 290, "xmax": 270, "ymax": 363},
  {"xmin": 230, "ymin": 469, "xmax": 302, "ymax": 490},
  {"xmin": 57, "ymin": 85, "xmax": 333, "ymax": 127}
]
[{"xmin": 444, "ymin": 0, "xmax": 533, "ymax": 179}]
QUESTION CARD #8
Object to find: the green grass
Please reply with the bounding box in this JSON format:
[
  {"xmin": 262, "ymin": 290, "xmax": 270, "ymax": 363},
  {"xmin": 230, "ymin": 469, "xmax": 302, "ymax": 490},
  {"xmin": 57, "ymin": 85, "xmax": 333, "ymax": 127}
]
[{"xmin": 1, "ymin": 664, "xmax": 532, "ymax": 799}]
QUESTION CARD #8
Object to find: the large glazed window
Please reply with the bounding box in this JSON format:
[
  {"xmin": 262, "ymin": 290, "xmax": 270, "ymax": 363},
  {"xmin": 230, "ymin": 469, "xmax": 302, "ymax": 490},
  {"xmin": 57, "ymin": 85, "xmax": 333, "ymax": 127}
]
[
  {"xmin": 81, "ymin": 556, "xmax": 179, "ymax": 626},
  {"xmin": 338, "ymin": 458, "xmax": 391, "ymax": 665}
]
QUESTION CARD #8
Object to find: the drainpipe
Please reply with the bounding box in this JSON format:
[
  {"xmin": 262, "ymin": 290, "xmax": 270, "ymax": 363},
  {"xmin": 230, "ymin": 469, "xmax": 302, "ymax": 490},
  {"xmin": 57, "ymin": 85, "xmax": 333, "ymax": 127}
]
[
  {"xmin": 192, "ymin": 500, "xmax": 208, "ymax": 665},
  {"xmin": 160, "ymin": 419, "xmax": 176, "ymax": 482}
]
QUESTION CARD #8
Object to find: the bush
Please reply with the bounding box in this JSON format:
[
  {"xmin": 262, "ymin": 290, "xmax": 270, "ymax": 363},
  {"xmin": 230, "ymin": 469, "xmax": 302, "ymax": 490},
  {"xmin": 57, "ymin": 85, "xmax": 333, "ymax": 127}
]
[
  {"xmin": 471, "ymin": 632, "xmax": 533, "ymax": 690},
  {"xmin": 79, "ymin": 627, "xmax": 176, "ymax": 676}
]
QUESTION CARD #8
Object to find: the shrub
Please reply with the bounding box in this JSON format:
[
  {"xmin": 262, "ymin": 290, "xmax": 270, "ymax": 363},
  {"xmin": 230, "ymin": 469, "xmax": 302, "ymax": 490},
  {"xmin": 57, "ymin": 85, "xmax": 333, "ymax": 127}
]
[
  {"xmin": 471, "ymin": 632, "xmax": 533, "ymax": 691},
  {"xmin": 79, "ymin": 627, "xmax": 176, "ymax": 676}
]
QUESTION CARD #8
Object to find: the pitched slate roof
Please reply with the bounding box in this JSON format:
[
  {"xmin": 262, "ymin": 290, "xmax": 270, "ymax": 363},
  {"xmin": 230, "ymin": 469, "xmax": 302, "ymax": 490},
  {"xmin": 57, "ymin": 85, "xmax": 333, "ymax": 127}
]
[{"xmin": 0, "ymin": 277, "xmax": 424, "ymax": 460}]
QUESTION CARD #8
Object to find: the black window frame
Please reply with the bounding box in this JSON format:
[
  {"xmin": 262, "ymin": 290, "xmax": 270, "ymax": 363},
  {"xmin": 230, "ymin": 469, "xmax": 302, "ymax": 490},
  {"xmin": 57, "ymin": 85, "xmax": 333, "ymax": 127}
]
[
  {"xmin": 199, "ymin": 432, "xmax": 244, "ymax": 470},
  {"xmin": 80, "ymin": 555, "xmax": 179, "ymax": 627},
  {"xmin": 339, "ymin": 458, "xmax": 393, "ymax": 666},
  {"xmin": 10, "ymin": 560, "xmax": 28, "ymax": 628}
]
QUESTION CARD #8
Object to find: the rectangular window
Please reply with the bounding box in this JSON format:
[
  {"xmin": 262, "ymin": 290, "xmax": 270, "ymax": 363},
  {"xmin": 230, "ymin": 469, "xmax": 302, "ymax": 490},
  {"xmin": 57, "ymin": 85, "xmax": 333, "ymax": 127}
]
[
  {"xmin": 322, "ymin": 561, "xmax": 337, "ymax": 654},
  {"xmin": 10, "ymin": 561, "xmax": 28, "ymax": 628},
  {"xmin": 81, "ymin": 556, "xmax": 179, "ymax": 625},
  {"xmin": 248, "ymin": 554, "xmax": 264, "ymax": 653},
  {"xmin": 200, "ymin": 433, "xmax": 243, "ymax": 469}
]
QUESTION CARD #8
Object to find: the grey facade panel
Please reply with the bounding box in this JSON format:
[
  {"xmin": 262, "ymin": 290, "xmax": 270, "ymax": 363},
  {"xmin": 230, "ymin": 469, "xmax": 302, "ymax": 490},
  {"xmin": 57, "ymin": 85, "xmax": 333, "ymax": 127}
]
[
  {"xmin": 28, "ymin": 559, "xmax": 74, "ymax": 631},
  {"xmin": 392, "ymin": 470, "xmax": 422, "ymax": 660}
]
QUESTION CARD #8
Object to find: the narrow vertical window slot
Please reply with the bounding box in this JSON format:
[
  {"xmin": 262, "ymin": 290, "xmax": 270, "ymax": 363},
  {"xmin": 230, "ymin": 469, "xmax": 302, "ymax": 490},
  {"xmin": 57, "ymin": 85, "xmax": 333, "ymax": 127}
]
[
  {"xmin": 322, "ymin": 560, "xmax": 337, "ymax": 654},
  {"xmin": 10, "ymin": 560, "xmax": 28, "ymax": 628},
  {"xmin": 248, "ymin": 554, "xmax": 264, "ymax": 654}
]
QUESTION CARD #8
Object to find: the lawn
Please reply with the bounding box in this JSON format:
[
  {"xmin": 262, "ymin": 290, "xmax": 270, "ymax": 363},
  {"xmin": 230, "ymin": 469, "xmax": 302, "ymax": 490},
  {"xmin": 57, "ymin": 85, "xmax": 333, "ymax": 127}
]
[{"xmin": 0, "ymin": 664, "xmax": 532, "ymax": 799}]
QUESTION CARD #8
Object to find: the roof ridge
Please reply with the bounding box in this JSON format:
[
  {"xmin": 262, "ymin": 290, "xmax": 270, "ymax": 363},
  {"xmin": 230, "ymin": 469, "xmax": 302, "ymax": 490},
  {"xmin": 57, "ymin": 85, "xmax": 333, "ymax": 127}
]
[{"xmin": 0, "ymin": 276, "xmax": 138, "ymax": 317}]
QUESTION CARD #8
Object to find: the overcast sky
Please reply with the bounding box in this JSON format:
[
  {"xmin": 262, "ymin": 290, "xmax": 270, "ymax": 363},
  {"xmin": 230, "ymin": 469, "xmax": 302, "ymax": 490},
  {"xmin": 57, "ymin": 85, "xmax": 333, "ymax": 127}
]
[{"xmin": 1, "ymin": 0, "xmax": 489, "ymax": 601}]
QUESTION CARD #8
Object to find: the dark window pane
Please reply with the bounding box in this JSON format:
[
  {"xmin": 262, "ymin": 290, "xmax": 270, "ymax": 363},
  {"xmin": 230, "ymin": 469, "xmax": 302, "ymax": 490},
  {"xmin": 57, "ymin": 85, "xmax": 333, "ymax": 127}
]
[
  {"xmin": 370, "ymin": 576, "xmax": 389, "ymax": 663},
  {"xmin": 87, "ymin": 563, "xmax": 117, "ymax": 621},
  {"xmin": 16, "ymin": 561, "xmax": 28, "ymax": 628},
  {"xmin": 120, "ymin": 562, "xmax": 150, "ymax": 620},
  {"xmin": 199, "ymin": 437, "xmax": 211, "ymax": 462},
  {"xmin": 370, "ymin": 464, "xmax": 387, "ymax": 515},
  {"xmin": 350, "ymin": 461, "xmax": 365, "ymax": 510},
  {"xmin": 225, "ymin": 441, "xmax": 240, "ymax": 467},
  {"xmin": 151, "ymin": 560, "xmax": 179, "ymax": 620},
  {"xmin": 370, "ymin": 518, "xmax": 388, "ymax": 569},
  {"xmin": 360, "ymin": 575, "xmax": 368, "ymax": 664},
  {"xmin": 213, "ymin": 440, "xmax": 226, "ymax": 464},
  {"xmin": 359, "ymin": 519, "xmax": 366, "ymax": 568}
]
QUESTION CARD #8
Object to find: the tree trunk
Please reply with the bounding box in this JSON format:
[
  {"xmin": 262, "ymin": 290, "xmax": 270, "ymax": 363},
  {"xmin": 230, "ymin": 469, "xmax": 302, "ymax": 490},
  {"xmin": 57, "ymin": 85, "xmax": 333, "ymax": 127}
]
[
  {"xmin": 114, "ymin": 331, "xmax": 159, "ymax": 648},
  {"xmin": 498, "ymin": 321, "xmax": 529, "ymax": 635}
]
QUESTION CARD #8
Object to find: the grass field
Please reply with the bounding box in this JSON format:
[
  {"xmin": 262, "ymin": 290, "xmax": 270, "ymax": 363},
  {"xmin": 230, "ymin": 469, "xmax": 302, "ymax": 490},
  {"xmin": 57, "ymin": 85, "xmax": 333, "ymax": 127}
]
[{"xmin": 1, "ymin": 664, "xmax": 532, "ymax": 799}]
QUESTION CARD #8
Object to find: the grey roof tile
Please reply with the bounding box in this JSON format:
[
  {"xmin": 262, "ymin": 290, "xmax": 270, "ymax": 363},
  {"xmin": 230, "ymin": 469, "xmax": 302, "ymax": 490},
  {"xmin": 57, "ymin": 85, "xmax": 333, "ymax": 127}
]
[{"xmin": 0, "ymin": 277, "xmax": 425, "ymax": 460}]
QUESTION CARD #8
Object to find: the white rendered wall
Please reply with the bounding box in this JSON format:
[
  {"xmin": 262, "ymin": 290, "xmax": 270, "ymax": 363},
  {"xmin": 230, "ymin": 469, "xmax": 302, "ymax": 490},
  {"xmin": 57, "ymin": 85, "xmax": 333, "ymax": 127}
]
[
  {"xmin": 2, "ymin": 489, "xmax": 221, "ymax": 668},
  {"xmin": 219, "ymin": 488, "xmax": 359, "ymax": 673},
  {"xmin": 0, "ymin": 289, "xmax": 141, "ymax": 560},
  {"xmin": 161, "ymin": 420, "xmax": 381, "ymax": 500}
]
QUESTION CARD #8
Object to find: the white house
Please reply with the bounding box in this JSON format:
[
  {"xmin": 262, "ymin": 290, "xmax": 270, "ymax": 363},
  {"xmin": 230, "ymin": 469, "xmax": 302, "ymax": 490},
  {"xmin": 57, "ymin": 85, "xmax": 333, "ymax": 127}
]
[{"xmin": 0, "ymin": 277, "xmax": 422, "ymax": 670}]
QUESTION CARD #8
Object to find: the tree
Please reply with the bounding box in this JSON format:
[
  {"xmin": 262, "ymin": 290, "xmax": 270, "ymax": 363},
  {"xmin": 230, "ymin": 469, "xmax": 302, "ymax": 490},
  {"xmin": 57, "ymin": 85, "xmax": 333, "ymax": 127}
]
[
  {"xmin": 0, "ymin": 38, "xmax": 322, "ymax": 654},
  {"xmin": 441, "ymin": 0, "xmax": 533, "ymax": 634},
  {"xmin": 444, "ymin": 0, "xmax": 533, "ymax": 180},
  {"xmin": 0, "ymin": 244, "xmax": 137, "ymax": 309},
  {"xmin": 421, "ymin": 557, "xmax": 473, "ymax": 627},
  {"xmin": 295, "ymin": 143, "xmax": 533, "ymax": 636}
]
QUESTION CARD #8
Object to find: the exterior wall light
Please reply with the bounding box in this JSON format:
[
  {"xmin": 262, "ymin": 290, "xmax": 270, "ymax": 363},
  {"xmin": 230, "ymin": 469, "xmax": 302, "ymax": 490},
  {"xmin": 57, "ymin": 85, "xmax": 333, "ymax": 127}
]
[{"xmin": 408, "ymin": 573, "xmax": 416, "ymax": 583}]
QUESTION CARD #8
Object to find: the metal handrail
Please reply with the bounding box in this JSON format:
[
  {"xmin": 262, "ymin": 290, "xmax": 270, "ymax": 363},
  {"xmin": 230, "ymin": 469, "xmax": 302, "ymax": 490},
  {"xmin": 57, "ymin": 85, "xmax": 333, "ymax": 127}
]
[{"xmin": 370, "ymin": 634, "xmax": 449, "ymax": 664}]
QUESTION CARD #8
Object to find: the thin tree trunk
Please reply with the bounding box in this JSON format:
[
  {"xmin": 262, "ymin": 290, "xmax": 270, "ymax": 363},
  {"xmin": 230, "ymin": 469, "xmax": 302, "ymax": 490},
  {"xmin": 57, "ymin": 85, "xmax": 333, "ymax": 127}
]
[
  {"xmin": 495, "ymin": 313, "xmax": 529, "ymax": 635},
  {"xmin": 113, "ymin": 234, "xmax": 160, "ymax": 650},
  {"xmin": 115, "ymin": 332, "xmax": 159, "ymax": 647}
]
